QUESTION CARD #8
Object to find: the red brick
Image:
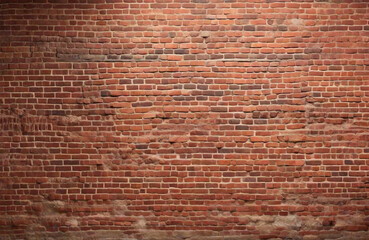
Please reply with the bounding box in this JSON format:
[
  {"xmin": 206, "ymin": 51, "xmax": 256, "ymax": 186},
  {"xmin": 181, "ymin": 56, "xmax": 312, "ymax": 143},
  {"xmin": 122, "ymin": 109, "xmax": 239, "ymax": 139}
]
[{"xmin": 0, "ymin": 1, "xmax": 368, "ymax": 240}]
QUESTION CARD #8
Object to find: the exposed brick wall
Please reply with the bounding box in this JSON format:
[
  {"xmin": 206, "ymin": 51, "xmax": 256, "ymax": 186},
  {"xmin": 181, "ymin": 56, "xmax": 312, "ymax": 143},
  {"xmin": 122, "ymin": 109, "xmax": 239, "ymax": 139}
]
[{"xmin": 1, "ymin": 0, "xmax": 369, "ymax": 239}]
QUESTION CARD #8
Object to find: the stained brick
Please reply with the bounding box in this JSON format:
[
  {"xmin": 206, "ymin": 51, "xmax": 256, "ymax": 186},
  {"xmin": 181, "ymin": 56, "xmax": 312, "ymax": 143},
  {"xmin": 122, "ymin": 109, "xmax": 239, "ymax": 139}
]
[{"xmin": 1, "ymin": 1, "xmax": 368, "ymax": 240}]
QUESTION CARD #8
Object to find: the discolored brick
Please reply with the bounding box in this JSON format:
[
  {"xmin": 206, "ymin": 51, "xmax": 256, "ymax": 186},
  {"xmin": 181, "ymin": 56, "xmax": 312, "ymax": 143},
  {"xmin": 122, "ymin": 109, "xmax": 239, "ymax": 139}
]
[{"xmin": 1, "ymin": 1, "xmax": 368, "ymax": 240}]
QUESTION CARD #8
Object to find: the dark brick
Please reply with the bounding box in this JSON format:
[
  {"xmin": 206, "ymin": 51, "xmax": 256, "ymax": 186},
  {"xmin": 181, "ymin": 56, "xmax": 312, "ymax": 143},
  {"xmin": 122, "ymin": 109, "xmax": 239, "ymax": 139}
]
[{"xmin": 244, "ymin": 25, "xmax": 255, "ymax": 31}]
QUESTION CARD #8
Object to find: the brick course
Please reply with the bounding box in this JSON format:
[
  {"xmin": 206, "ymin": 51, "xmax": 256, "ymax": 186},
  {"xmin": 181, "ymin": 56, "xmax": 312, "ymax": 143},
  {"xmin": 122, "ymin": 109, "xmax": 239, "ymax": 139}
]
[{"xmin": 0, "ymin": 0, "xmax": 369, "ymax": 239}]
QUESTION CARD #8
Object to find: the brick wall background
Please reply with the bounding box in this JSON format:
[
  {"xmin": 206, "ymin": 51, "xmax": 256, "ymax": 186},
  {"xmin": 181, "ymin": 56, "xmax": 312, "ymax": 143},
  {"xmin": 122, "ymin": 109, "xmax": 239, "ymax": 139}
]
[{"xmin": 1, "ymin": 0, "xmax": 369, "ymax": 239}]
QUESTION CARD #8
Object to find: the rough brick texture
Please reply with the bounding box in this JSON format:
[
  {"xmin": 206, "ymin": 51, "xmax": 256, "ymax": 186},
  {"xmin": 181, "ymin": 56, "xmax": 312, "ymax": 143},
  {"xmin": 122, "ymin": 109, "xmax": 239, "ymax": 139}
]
[{"xmin": 1, "ymin": 0, "xmax": 369, "ymax": 240}]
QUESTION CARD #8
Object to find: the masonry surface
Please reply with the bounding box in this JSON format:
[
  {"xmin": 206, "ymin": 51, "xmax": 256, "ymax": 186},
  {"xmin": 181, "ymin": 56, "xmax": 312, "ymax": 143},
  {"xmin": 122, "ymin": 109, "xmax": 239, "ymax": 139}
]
[{"xmin": 0, "ymin": 0, "xmax": 369, "ymax": 239}]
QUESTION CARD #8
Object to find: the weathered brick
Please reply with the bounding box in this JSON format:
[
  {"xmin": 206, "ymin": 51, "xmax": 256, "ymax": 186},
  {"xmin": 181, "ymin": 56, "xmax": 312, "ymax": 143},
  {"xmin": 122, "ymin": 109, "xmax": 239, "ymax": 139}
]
[{"xmin": 1, "ymin": 1, "xmax": 368, "ymax": 240}]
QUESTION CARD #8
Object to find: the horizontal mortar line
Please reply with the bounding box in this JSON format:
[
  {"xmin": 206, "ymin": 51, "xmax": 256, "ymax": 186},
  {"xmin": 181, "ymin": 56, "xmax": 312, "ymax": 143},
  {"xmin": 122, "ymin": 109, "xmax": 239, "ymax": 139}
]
[{"xmin": 56, "ymin": 59, "xmax": 283, "ymax": 63}]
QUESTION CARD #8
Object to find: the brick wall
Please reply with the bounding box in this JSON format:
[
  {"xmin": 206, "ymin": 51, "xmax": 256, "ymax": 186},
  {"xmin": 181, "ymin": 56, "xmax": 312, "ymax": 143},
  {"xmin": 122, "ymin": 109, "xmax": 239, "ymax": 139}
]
[{"xmin": 1, "ymin": 0, "xmax": 369, "ymax": 239}]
